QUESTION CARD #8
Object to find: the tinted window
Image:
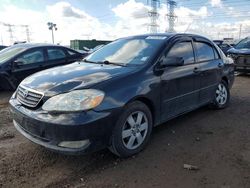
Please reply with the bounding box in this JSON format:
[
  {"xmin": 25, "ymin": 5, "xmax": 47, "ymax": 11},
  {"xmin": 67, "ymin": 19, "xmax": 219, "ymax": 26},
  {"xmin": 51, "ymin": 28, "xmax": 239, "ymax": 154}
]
[
  {"xmin": 195, "ymin": 42, "xmax": 215, "ymax": 62},
  {"xmin": 167, "ymin": 42, "xmax": 194, "ymax": 65},
  {"xmin": 48, "ymin": 48, "xmax": 66, "ymax": 60},
  {"xmin": 16, "ymin": 49, "xmax": 44, "ymax": 65}
]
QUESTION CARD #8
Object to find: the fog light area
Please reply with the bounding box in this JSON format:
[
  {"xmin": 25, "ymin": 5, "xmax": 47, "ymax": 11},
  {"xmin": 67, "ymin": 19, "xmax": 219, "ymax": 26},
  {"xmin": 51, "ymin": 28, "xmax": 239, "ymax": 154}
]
[{"xmin": 58, "ymin": 140, "xmax": 90, "ymax": 149}]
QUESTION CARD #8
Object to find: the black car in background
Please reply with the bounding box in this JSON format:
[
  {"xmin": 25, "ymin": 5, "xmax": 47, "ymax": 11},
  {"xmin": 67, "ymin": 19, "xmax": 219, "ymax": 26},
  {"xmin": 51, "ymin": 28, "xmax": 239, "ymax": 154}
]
[
  {"xmin": 213, "ymin": 40, "xmax": 232, "ymax": 55},
  {"xmin": 10, "ymin": 33, "xmax": 235, "ymax": 157},
  {"xmin": 227, "ymin": 37, "xmax": 250, "ymax": 73},
  {"xmin": 0, "ymin": 45, "xmax": 7, "ymax": 51},
  {"xmin": 0, "ymin": 44, "xmax": 85, "ymax": 90}
]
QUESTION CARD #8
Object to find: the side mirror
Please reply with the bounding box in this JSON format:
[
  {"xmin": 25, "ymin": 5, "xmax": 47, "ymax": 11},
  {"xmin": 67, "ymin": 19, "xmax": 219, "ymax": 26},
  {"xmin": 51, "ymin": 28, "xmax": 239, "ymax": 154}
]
[{"xmin": 161, "ymin": 57, "xmax": 184, "ymax": 67}]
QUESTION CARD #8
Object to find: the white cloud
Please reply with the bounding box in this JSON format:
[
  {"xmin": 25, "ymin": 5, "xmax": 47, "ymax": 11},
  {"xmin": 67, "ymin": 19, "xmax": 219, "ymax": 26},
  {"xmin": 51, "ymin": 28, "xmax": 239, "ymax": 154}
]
[
  {"xmin": 111, "ymin": 0, "xmax": 150, "ymax": 37},
  {"xmin": 210, "ymin": 0, "xmax": 222, "ymax": 7},
  {"xmin": 0, "ymin": 0, "xmax": 250, "ymax": 46},
  {"xmin": 112, "ymin": 0, "xmax": 149, "ymax": 19}
]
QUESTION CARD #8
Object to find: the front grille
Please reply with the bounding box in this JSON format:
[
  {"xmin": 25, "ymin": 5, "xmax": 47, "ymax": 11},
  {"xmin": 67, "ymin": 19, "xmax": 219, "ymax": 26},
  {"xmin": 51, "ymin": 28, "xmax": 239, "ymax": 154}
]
[
  {"xmin": 236, "ymin": 56, "xmax": 250, "ymax": 65},
  {"xmin": 17, "ymin": 85, "xmax": 44, "ymax": 108}
]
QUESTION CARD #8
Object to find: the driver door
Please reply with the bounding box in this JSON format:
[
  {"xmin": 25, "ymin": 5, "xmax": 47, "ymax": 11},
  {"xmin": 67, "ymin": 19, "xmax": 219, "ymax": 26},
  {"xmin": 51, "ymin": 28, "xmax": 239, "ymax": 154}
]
[{"xmin": 160, "ymin": 38, "xmax": 200, "ymax": 121}]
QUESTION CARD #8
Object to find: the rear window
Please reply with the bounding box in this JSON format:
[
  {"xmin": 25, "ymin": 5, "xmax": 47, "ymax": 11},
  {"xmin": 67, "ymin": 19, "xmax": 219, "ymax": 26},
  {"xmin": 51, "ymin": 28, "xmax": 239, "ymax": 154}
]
[{"xmin": 67, "ymin": 49, "xmax": 77, "ymax": 55}]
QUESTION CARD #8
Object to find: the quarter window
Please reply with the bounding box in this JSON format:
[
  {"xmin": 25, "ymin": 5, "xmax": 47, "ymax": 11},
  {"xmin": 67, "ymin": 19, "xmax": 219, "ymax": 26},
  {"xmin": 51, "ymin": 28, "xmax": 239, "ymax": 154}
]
[
  {"xmin": 48, "ymin": 48, "xmax": 66, "ymax": 60},
  {"xmin": 167, "ymin": 42, "xmax": 194, "ymax": 65},
  {"xmin": 195, "ymin": 42, "xmax": 215, "ymax": 62}
]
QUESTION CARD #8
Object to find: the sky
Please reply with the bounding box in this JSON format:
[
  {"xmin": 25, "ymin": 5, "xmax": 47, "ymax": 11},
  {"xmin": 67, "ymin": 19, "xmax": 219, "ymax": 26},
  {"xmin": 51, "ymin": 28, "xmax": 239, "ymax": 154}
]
[{"xmin": 0, "ymin": 0, "xmax": 250, "ymax": 45}]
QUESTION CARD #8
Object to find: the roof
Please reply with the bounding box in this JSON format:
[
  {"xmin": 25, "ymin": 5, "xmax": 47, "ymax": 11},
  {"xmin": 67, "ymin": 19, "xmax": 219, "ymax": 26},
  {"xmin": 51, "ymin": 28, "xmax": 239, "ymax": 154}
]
[
  {"xmin": 10, "ymin": 43, "xmax": 60, "ymax": 49},
  {"xmin": 126, "ymin": 33, "xmax": 211, "ymax": 41}
]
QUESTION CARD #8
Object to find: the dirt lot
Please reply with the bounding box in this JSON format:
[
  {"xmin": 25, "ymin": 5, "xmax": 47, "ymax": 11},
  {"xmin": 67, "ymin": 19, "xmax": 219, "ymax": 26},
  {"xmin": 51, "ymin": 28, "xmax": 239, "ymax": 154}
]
[{"xmin": 0, "ymin": 76, "xmax": 250, "ymax": 188}]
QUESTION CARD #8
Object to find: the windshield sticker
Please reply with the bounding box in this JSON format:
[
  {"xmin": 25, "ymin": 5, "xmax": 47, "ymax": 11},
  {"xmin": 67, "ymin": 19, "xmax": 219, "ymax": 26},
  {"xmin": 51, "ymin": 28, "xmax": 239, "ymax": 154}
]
[
  {"xmin": 146, "ymin": 36, "xmax": 167, "ymax": 40},
  {"xmin": 141, "ymin": 57, "xmax": 149, "ymax": 61}
]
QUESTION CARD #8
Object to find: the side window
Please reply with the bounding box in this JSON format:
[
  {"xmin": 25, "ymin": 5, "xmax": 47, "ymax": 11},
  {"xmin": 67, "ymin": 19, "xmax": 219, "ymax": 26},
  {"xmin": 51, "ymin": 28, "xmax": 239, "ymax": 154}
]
[
  {"xmin": 47, "ymin": 48, "xmax": 66, "ymax": 60},
  {"xmin": 166, "ymin": 42, "xmax": 194, "ymax": 65},
  {"xmin": 195, "ymin": 42, "xmax": 215, "ymax": 62},
  {"xmin": 16, "ymin": 49, "xmax": 44, "ymax": 65}
]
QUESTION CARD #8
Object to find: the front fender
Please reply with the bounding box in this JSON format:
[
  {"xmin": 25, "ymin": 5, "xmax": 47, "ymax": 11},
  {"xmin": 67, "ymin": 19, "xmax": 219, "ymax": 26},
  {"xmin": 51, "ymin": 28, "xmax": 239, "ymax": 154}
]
[{"xmin": 94, "ymin": 70, "xmax": 161, "ymax": 125}]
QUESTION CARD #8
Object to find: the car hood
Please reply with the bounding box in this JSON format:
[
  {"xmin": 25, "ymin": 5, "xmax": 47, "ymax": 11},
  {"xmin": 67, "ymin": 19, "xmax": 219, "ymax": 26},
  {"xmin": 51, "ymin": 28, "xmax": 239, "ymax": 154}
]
[
  {"xmin": 21, "ymin": 62, "xmax": 134, "ymax": 95},
  {"xmin": 227, "ymin": 48, "xmax": 250, "ymax": 55}
]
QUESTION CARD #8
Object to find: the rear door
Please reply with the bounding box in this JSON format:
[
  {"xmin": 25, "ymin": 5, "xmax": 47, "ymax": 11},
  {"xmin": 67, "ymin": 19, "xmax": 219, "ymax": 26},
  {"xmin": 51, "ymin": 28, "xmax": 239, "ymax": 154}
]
[
  {"xmin": 160, "ymin": 37, "xmax": 200, "ymax": 121},
  {"xmin": 11, "ymin": 48, "xmax": 45, "ymax": 83},
  {"xmin": 193, "ymin": 40, "xmax": 222, "ymax": 104},
  {"xmin": 44, "ymin": 47, "xmax": 68, "ymax": 69}
]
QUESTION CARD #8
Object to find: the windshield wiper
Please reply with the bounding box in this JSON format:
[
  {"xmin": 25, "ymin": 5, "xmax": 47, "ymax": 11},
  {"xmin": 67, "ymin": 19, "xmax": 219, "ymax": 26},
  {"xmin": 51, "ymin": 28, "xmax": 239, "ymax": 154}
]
[
  {"xmin": 82, "ymin": 59, "xmax": 99, "ymax": 64},
  {"xmin": 99, "ymin": 60, "xmax": 127, "ymax": 67}
]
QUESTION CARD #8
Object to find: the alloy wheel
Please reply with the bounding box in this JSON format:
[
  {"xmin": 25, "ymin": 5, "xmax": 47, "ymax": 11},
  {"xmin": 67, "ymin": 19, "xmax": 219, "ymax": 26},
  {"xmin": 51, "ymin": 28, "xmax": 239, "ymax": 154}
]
[
  {"xmin": 122, "ymin": 111, "xmax": 148, "ymax": 150},
  {"xmin": 216, "ymin": 83, "xmax": 228, "ymax": 105}
]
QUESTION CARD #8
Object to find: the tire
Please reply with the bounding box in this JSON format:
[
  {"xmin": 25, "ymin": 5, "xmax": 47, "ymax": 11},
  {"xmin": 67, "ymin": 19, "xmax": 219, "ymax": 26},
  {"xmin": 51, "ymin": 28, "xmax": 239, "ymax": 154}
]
[
  {"xmin": 109, "ymin": 101, "xmax": 153, "ymax": 158},
  {"xmin": 211, "ymin": 80, "xmax": 230, "ymax": 109}
]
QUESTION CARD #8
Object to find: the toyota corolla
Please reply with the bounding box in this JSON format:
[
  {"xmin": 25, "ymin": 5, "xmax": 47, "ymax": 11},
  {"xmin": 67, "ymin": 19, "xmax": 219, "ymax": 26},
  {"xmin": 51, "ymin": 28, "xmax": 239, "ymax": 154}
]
[{"xmin": 9, "ymin": 33, "xmax": 235, "ymax": 157}]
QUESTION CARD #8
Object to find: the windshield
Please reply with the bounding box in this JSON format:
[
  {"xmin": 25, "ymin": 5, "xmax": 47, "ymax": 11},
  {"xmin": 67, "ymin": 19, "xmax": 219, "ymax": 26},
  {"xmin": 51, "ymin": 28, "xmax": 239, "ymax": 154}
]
[
  {"xmin": 235, "ymin": 38, "xmax": 250, "ymax": 49},
  {"xmin": 0, "ymin": 46, "xmax": 26, "ymax": 64},
  {"xmin": 85, "ymin": 37, "xmax": 166, "ymax": 66}
]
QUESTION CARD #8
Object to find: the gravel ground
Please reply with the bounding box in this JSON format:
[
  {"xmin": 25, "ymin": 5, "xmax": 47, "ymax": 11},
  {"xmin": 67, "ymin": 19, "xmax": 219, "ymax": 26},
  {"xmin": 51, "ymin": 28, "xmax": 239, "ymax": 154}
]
[{"xmin": 0, "ymin": 75, "xmax": 250, "ymax": 188}]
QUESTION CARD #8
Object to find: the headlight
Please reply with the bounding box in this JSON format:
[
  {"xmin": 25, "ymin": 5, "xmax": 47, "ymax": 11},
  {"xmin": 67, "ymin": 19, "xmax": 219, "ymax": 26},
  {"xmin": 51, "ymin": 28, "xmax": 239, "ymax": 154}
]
[{"xmin": 42, "ymin": 89, "xmax": 104, "ymax": 112}]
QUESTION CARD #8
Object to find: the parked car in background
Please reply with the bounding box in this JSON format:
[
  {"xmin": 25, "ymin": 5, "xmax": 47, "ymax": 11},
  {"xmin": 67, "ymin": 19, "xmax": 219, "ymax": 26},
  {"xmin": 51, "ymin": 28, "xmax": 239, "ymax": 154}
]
[
  {"xmin": 0, "ymin": 43, "xmax": 85, "ymax": 90},
  {"xmin": 227, "ymin": 37, "xmax": 250, "ymax": 73},
  {"xmin": 213, "ymin": 40, "xmax": 232, "ymax": 55},
  {"xmin": 10, "ymin": 33, "xmax": 234, "ymax": 157},
  {"xmin": 0, "ymin": 45, "xmax": 7, "ymax": 51},
  {"xmin": 76, "ymin": 45, "xmax": 105, "ymax": 57}
]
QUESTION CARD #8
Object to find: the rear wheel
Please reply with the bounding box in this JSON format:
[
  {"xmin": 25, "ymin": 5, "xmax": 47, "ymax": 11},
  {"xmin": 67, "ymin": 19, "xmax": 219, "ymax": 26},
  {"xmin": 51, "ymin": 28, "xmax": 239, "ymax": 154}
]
[
  {"xmin": 211, "ymin": 80, "xmax": 230, "ymax": 109},
  {"xmin": 109, "ymin": 101, "xmax": 152, "ymax": 157}
]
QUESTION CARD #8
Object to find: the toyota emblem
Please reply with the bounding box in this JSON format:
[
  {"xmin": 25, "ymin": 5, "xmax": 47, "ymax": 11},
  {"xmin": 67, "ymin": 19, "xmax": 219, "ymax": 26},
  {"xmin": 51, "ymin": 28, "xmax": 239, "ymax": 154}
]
[{"xmin": 23, "ymin": 90, "xmax": 29, "ymax": 98}]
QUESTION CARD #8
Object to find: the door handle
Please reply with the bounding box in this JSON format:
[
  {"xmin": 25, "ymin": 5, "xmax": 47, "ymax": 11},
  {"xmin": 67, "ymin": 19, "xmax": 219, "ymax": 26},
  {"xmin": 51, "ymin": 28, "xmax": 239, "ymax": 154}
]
[{"xmin": 193, "ymin": 67, "xmax": 200, "ymax": 73}]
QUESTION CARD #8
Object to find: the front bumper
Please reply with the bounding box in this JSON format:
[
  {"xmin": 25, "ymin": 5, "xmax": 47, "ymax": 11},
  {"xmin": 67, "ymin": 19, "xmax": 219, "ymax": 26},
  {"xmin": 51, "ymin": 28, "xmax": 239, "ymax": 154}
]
[
  {"xmin": 235, "ymin": 65, "xmax": 250, "ymax": 73},
  {"xmin": 9, "ymin": 98, "xmax": 120, "ymax": 155}
]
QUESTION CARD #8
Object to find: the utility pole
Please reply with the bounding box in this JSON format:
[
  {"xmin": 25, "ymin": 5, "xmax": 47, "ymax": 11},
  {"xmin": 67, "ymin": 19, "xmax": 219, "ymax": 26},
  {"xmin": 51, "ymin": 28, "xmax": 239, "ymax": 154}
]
[
  {"xmin": 1, "ymin": 33, "xmax": 3, "ymax": 45},
  {"xmin": 23, "ymin": 25, "xmax": 30, "ymax": 42},
  {"xmin": 148, "ymin": 0, "xmax": 160, "ymax": 33},
  {"xmin": 239, "ymin": 24, "xmax": 242, "ymax": 40},
  {"xmin": 4, "ymin": 23, "xmax": 14, "ymax": 44},
  {"xmin": 166, "ymin": 0, "xmax": 177, "ymax": 33},
  {"xmin": 47, "ymin": 22, "xmax": 57, "ymax": 44},
  {"xmin": 217, "ymin": 32, "xmax": 220, "ymax": 39}
]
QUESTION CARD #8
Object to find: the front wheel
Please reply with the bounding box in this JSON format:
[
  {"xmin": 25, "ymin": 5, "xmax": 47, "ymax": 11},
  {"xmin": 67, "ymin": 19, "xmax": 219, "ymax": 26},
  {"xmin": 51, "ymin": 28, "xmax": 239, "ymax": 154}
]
[
  {"xmin": 109, "ymin": 101, "xmax": 153, "ymax": 158},
  {"xmin": 211, "ymin": 80, "xmax": 230, "ymax": 109}
]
